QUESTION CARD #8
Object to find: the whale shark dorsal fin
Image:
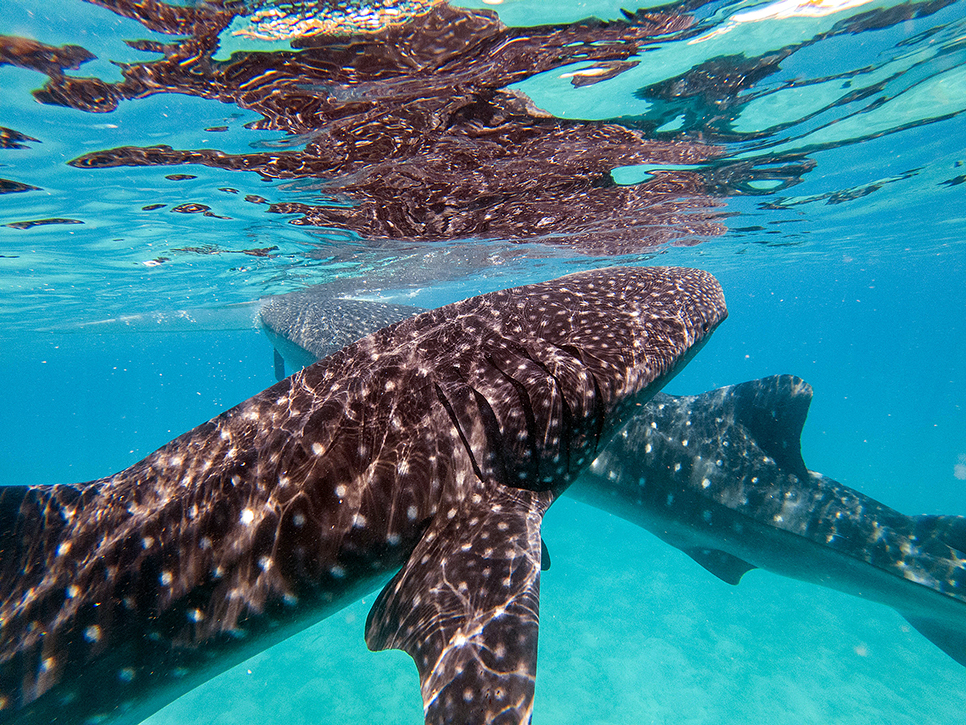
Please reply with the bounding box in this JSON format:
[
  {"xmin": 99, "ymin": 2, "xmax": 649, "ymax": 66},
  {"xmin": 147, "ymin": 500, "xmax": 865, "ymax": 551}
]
[
  {"xmin": 684, "ymin": 548, "xmax": 758, "ymax": 586},
  {"xmin": 726, "ymin": 374, "xmax": 813, "ymax": 481},
  {"xmin": 365, "ymin": 486, "xmax": 550, "ymax": 724}
]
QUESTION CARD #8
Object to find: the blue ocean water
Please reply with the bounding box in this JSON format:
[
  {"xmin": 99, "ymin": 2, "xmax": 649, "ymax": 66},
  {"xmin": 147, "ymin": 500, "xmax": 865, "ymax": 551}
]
[{"xmin": 2, "ymin": 0, "xmax": 966, "ymax": 722}]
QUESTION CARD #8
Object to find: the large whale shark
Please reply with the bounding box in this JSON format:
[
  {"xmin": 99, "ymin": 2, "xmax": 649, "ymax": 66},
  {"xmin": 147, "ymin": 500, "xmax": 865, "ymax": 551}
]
[
  {"xmin": 258, "ymin": 295, "xmax": 966, "ymax": 667},
  {"xmin": 0, "ymin": 266, "xmax": 726, "ymax": 725},
  {"xmin": 573, "ymin": 374, "xmax": 966, "ymax": 667}
]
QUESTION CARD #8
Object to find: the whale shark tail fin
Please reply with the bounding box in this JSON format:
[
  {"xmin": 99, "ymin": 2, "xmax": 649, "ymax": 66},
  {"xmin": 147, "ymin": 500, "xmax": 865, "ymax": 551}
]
[
  {"xmin": 900, "ymin": 514, "xmax": 966, "ymax": 667},
  {"xmin": 727, "ymin": 375, "xmax": 813, "ymax": 481},
  {"xmin": 902, "ymin": 616, "xmax": 966, "ymax": 667}
]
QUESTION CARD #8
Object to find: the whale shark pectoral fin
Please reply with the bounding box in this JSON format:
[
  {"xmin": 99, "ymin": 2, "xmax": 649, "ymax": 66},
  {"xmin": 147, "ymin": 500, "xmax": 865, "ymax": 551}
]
[
  {"xmin": 683, "ymin": 547, "xmax": 758, "ymax": 586},
  {"xmin": 728, "ymin": 375, "xmax": 812, "ymax": 481},
  {"xmin": 365, "ymin": 487, "xmax": 551, "ymax": 725},
  {"xmin": 540, "ymin": 538, "xmax": 551, "ymax": 571},
  {"xmin": 902, "ymin": 615, "xmax": 966, "ymax": 667}
]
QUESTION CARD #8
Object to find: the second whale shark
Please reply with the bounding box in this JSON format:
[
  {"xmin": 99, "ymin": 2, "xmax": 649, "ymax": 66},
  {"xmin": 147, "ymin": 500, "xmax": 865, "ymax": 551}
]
[{"xmin": 573, "ymin": 374, "xmax": 966, "ymax": 667}]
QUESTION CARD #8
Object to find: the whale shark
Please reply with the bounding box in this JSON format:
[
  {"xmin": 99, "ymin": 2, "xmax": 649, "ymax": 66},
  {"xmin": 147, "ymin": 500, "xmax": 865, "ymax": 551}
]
[
  {"xmin": 571, "ymin": 374, "xmax": 966, "ymax": 667},
  {"xmin": 258, "ymin": 296, "xmax": 966, "ymax": 667},
  {"xmin": 0, "ymin": 266, "xmax": 726, "ymax": 725}
]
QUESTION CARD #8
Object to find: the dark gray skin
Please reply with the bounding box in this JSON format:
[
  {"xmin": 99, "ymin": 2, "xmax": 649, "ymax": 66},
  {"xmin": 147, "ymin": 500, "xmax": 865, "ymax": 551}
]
[
  {"xmin": 262, "ymin": 300, "xmax": 966, "ymax": 667},
  {"xmin": 572, "ymin": 375, "xmax": 966, "ymax": 667},
  {"xmin": 0, "ymin": 266, "xmax": 726, "ymax": 725}
]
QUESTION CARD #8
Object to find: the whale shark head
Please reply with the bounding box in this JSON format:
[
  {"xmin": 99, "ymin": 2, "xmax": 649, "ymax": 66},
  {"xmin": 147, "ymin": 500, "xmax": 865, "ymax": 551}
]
[{"xmin": 342, "ymin": 266, "xmax": 726, "ymax": 494}]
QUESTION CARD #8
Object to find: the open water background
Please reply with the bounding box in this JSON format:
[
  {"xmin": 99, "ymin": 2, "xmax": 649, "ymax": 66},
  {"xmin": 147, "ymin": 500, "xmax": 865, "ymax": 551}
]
[{"xmin": 2, "ymin": 0, "xmax": 966, "ymax": 722}]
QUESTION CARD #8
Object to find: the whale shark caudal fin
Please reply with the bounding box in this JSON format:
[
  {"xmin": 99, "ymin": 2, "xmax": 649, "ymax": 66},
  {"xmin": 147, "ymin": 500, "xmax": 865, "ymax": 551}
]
[
  {"xmin": 366, "ymin": 486, "xmax": 550, "ymax": 725},
  {"xmin": 901, "ymin": 515, "xmax": 966, "ymax": 666},
  {"xmin": 725, "ymin": 374, "xmax": 811, "ymax": 481},
  {"xmin": 903, "ymin": 616, "xmax": 966, "ymax": 667}
]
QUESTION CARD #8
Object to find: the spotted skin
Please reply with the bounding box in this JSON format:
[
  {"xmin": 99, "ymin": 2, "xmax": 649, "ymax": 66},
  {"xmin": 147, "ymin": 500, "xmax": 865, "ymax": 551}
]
[
  {"xmin": 571, "ymin": 375, "xmax": 966, "ymax": 666},
  {"xmin": 366, "ymin": 484, "xmax": 548, "ymax": 724},
  {"xmin": 262, "ymin": 298, "xmax": 966, "ymax": 670},
  {"xmin": 259, "ymin": 291, "xmax": 425, "ymax": 373},
  {"xmin": 0, "ymin": 266, "xmax": 726, "ymax": 725}
]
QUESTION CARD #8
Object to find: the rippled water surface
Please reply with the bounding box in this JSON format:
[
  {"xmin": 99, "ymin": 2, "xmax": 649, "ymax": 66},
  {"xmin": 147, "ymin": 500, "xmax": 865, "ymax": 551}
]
[{"xmin": 2, "ymin": 0, "xmax": 965, "ymax": 722}]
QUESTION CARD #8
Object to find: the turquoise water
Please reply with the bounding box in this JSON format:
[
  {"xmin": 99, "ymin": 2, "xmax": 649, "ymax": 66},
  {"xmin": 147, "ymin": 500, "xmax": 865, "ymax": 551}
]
[{"xmin": 2, "ymin": 0, "xmax": 966, "ymax": 722}]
